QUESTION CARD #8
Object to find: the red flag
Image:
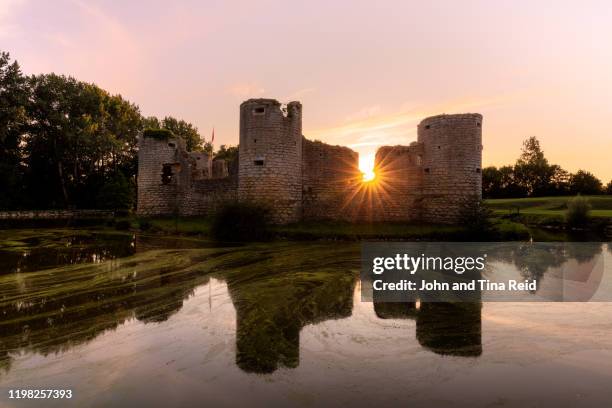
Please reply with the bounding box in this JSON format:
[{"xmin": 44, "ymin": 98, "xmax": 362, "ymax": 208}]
[{"xmin": 211, "ymin": 127, "xmax": 215, "ymax": 143}]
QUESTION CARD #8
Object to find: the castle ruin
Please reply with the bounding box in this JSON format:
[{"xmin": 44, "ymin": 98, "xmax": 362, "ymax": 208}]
[{"xmin": 137, "ymin": 98, "xmax": 482, "ymax": 224}]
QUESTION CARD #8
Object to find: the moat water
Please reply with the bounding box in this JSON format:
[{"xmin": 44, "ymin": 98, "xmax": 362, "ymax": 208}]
[{"xmin": 0, "ymin": 230, "xmax": 611, "ymax": 407}]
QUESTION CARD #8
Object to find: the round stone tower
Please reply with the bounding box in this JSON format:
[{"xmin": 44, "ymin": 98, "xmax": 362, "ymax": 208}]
[
  {"xmin": 238, "ymin": 99, "xmax": 303, "ymax": 223},
  {"xmin": 417, "ymin": 113, "xmax": 482, "ymax": 224}
]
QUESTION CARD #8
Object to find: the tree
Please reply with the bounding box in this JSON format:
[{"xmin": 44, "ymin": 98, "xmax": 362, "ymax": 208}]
[
  {"xmin": 142, "ymin": 116, "xmax": 161, "ymax": 130},
  {"xmin": 568, "ymin": 170, "xmax": 603, "ymax": 195},
  {"xmin": 546, "ymin": 165, "xmax": 571, "ymax": 196},
  {"xmin": 605, "ymin": 180, "xmax": 612, "ymax": 195},
  {"xmin": 162, "ymin": 116, "xmax": 211, "ymax": 153},
  {"xmin": 482, "ymin": 165, "xmax": 526, "ymax": 198},
  {"xmin": 0, "ymin": 52, "xmax": 29, "ymax": 209},
  {"xmin": 142, "ymin": 115, "xmax": 211, "ymax": 154},
  {"xmin": 25, "ymin": 73, "xmax": 142, "ymax": 208},
  {"xmin": 96, "ymin": 171, "xmax": 135, "ymax": 210},
  {"xmin": 214, "ymin": 144, "xmax": 239, "ymax": 163},
  {"xmin": 513, "ymin": 136, "xmax": 558, "ymax": 196}
]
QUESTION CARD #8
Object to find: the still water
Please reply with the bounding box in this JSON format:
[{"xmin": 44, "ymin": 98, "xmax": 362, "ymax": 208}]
[{"xmin": 1, "ymin": 230, "xmax": 611, "ymax": 407}]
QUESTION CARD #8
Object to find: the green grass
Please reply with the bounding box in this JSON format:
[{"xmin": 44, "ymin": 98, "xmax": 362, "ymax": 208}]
[
  {"xmin": 136, "ymin": 217, "xmax": 213, "ymax": 235},
  {"xmin": 485, "ymin": 195, "xmax": 612, "ymax": 220}
]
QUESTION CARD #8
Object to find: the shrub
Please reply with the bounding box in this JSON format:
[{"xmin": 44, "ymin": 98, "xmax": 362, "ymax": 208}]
[
  {"xmin": 138, "ymin": 218, "xmax": 153, "ymax": 231},
  {"xmin": 143, "ymin": 128, "xmax": 174, "ymax": 140},
  {"xmin": 458, "ymin": 199, "xmax": 495, "ymax": 238},
  {"xmin": 114, "ymin": 220, "xmax": 132, "ymax": 230},
  {"xmin": 565, "ymin": 195, "xmax": 591, "ymax": 228},
  {"xmin": 211, "ymin": 202, "xmax": 272, "ymax": 241}
]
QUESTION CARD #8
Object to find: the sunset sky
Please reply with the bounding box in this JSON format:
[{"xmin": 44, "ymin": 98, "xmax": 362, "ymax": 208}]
[{"xmin": 2, "ymin": 0, "xmax": 611, "ymax": 180}]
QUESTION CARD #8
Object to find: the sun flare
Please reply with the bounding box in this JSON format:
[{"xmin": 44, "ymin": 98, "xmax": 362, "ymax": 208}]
[{"xmin": 359, "ymin": 153, "xmax": 376, "ymax": 182}]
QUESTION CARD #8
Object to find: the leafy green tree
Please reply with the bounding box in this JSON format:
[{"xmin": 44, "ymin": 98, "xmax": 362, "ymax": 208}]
[
  {"xmin": 214, "ymin": 144, "xmax": 239, "ymax": 163},
  {"xmin": 25, "ymin": 73, "xmax": 142, "ymax": 208},
  {"xmin": 605, "ymin": 180, "xmax": 612, "ymax": 195},
  {"xmin": 142, "ymin": 115, "xmax": 211, "ymax": 154},
  {"xmin": 0, "ymin": 52, "xmax": 29, "ymax": 209},
  {"xmin": 513, "ymin": 136, "xmax": 558, "ymax": 196},
  {"xmin": 142, "ymin": 116, "xmax": 161, "ymax": 130},
  {"xmin": 568, "ymin": 170, "xmax": 603, "ymax": 195},
  {"xmin": 162, "ymin": 116, "xmax": 212, "ymax": 153},
  {"xmin": 482, "ymin": 165, "xmax": 526, "ymax": 198},
  {"xmin": 96, "ymin": 171, "xmax": 135, "ymax": 210},
  {"xmin": 546, "ymin": 165, "xmax": 571, "ymax": 196}
]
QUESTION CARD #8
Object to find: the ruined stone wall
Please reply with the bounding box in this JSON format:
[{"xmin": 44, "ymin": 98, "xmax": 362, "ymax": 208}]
[
  {"xmin": 418, "ymin": 114, "xmax": 482, "ymax": 223},
  {"xmin": 238, "ymin": 99, "xmax": 303, "ymax": 224},
  {"xmin": 302, "ymin": 139, "xmax": 361, "ymax": 220},
  {"xmin": 136, "ymin": 135, "xmax": 182, "ymax": 216},
  {"xmin": 369, "ymin": 144, "xmax": 424, "ymax": 221},
  {"xmin": 178, "ymin": 159, "xmax": 238, "ymax": 216},
  {"xmin": 137, "ymin": 134, "xmax": 238, "ymax": 217}
]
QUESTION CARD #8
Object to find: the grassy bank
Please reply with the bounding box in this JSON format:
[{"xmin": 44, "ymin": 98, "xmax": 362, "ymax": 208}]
[
  {"xmin": 485, "ymin": 196, "xmax": 612, "ymax": 227},
  {"xmin": 127, "ymin": 216, "xmax": 530, "ymax": 241}
]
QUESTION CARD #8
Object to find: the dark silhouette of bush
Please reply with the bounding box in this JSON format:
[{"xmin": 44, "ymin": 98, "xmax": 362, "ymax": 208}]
[
  {"xmin": 138, "ymin": 218, "xmax": 153, "ymax": 231},
  {"xmin": 143, "ymin": 128, "xmax": 174, "ymax": 140},
  {"xmin": 114, "ymin": 220, "xmax": 132, "ymax": 230},
  {"xmin": 458, "ymin": 199, "xmax": 496, "ymax": 239},
  {"xmin": 565, "ymin": 195, "xmax": 591, "ymax": 228},
  {"xmin": 211, "ymin": 202, "xmax": 272, "ymax": 241}
]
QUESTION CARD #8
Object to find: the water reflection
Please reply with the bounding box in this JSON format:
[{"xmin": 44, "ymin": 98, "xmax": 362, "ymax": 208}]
[
  {"xmin": 374, "ymin": 300, "xmax": 482, "ymax": 357},
  {"xmin": 0, "ymin": 232, "xmax": 609, "ymax": 378}
]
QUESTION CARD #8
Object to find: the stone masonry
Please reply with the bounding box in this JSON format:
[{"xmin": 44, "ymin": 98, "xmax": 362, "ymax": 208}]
[{"xmin": 137, "ymin": 98, "xmax": 482, "ymax": 224}]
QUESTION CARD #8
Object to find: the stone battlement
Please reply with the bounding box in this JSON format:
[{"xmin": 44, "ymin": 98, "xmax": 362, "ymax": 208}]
[{"xmin": 137, "ymin": 99, "xmax": 482, "ymax": 224}]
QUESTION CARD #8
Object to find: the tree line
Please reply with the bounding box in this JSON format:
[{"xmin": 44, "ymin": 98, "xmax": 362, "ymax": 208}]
[
  {"xmin": 484, "ymin": 136, "xmax": 611, "ymax": 199},
  {"xmin": 0, "ymin": 51, "xmax": 229, "ymax": 210}
]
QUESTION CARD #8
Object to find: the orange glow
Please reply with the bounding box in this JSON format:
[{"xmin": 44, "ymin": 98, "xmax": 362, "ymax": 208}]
[{"xmin": 359, "ymin": 153, "xmax": 376, "ymax": 182}]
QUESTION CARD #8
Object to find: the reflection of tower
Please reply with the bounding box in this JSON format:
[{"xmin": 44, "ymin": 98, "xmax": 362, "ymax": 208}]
[
  {"xmin": 235, "ymin": 311, "xmax": 301, "ymax": 373},
  {"xmin": 227, "ymin": 267, "xmax": 355, "ymax": 374},
  {"xmin": 417, "ymin": 114, "xmax": 482, "ymax": 223},
  {"xmin": 373, "ymin": 302, "xmax": 417, "ymax": 319},
  {"xmin": 238, "ymin": 99, "xmax": 303, "ymax": 224},
  {"xmin": 373, "ymin": 300, "xmax": 482, "ymax": 357},
  {"xmin": 416, "ymin": 302, "xmax": 482, "ymax": 357}
]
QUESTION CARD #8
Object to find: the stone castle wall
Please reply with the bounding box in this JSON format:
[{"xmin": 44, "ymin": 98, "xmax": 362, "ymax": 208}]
[
  {"xmin": 370, "ymin": 144, "xmax": 425, "ymax": 222},
  {"xmin": 137, "ymin": 135, "xmax": 237, "ymax": 217},
  {"xmin": 418, "ymin": 114, "xmax": 483, "ymax": 223},
  {"xmin": 136, "ymin": 99, "xmax": 483, "ymax": 225},
  {"xmin": 238, "ymin": 99, "xmax": 303, "ymax": 224},
  {"xmin": 137, "ymin": 135, "xmax": 182, "ymax": 216},
  {"xmin": 302, "ymin": 139, "xmax": 361, "ymax": 221}
]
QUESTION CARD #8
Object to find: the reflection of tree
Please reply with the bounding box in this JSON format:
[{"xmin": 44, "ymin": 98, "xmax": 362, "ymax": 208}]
[
  {"xmin": 0, "ymin": 249, "xmax": 211, "ymax": 371},
  {"xmin": 0, "ymin": 241, "xmax": 361, "ymax": 376},
  {"xmin": 0, "ymin": 233, "xmax": 136, "ymax": 275},
  {"xmin": 489, "ymin": 243, "xmax": 602, "ymax": 292},
  {"xmin": 225, "ymin": 245, "xmax": 357, "ymax": 373}
]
